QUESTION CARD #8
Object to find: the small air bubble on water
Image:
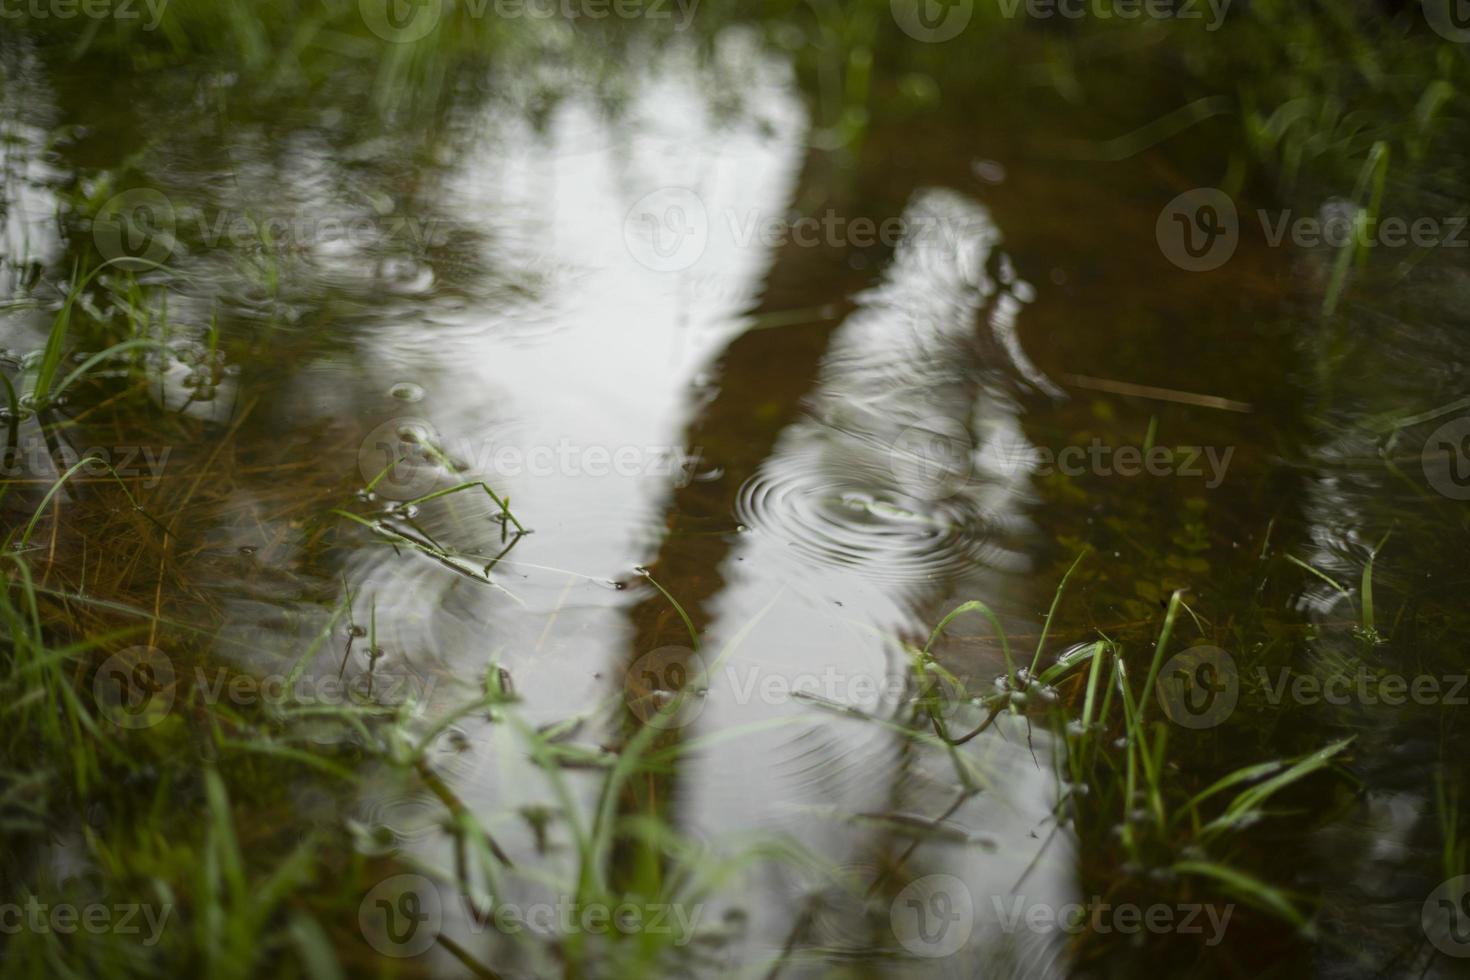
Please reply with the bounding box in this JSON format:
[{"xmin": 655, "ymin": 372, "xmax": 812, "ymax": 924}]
[
  {"xmin": 972, "ymin": 158, "xmax": 1006, "ymax": 183},
  {"xmin": 390, "ymin": 382, "xmax": 425, "ymax": 403}
]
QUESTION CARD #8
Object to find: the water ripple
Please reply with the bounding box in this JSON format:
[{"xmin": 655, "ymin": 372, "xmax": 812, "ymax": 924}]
[{"xmin": 733, "ymin": 447, "xmax": 1012, "ymax": 584}]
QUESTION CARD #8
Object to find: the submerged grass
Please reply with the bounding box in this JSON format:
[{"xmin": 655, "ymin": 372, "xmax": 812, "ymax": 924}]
[{"xmin": 0, "ymin": 260, "xmax": 1455, "ymax": 977}]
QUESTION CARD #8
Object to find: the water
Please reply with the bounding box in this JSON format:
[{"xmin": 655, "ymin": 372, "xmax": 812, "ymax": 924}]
[{"xmin": 2, "ymin": 10, "xmax": 1469, "ymax": 979}]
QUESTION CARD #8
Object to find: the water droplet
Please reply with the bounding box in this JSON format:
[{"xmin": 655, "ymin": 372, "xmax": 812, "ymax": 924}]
[
  {"xmin": 238, "ymin": 545, "xmax": 257, "ymax": 556},
  {"xmin": 390, "ymin": 382, "xmax": 425, "ymax": 403},
  {"xmin": 973, "ymin": 158, "xmax": 1007, "ymax": 183}
]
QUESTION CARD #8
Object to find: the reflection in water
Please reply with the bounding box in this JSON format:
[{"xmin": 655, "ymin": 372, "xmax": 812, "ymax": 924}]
[
  {"xmin": 671, "ymin": 189, "xmax": 1071, "ymax": 975},
  {"xmin": 0, "ymin": 41, "xmax": 63, "ymax": 317},
  {"xmin": 328, "ymin": 32, "xmax": 812, "ymax": 975},
  {"xmin": 1289, "ymin": 315, "xmax": 1470, "ymax": 978},
  {"xmin": 8, "ymin": 10, "xmax": 1467, "ymax": 978}
]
